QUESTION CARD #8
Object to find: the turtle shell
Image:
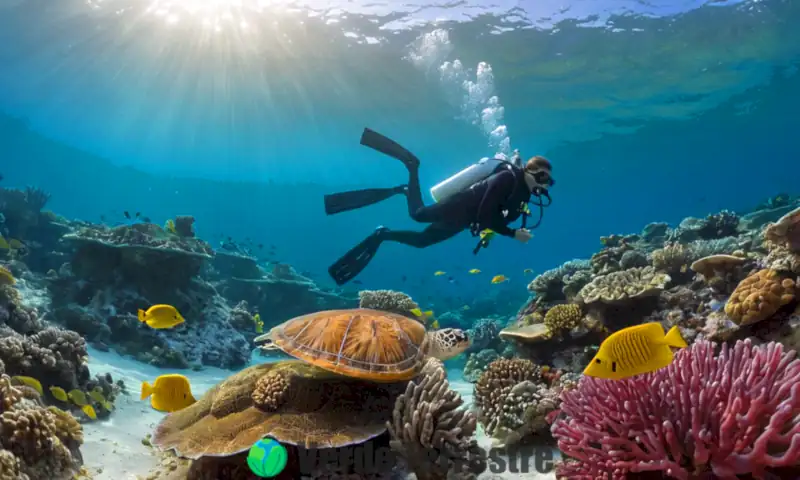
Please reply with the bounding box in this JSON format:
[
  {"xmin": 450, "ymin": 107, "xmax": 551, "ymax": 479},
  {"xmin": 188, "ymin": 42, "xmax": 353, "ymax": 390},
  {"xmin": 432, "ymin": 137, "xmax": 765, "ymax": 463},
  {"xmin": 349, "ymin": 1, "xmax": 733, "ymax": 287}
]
[
  {"xmin": 267, "ymin": 308, "xmax": 428, "ymax": 382},
  {"xmin": 151, "ymin": 360, "xmax": 400, "ymax": 459}
]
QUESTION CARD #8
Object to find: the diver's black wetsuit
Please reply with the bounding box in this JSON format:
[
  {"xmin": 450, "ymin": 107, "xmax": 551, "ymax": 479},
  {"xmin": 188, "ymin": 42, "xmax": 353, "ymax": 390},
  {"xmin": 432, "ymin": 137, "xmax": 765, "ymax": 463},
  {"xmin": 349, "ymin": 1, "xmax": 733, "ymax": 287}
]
[{"xmin": 380, "ymin": 165, "xmax": 532, "ymax": 248}]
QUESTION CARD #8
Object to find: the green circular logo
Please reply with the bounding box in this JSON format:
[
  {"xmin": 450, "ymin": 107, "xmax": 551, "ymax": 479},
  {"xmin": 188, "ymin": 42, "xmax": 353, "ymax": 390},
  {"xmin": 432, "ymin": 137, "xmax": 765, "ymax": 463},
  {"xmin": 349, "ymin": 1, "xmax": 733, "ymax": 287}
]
[{"xmin": 247, "ymin": 438, "xmax": 288, "ymax": 478}]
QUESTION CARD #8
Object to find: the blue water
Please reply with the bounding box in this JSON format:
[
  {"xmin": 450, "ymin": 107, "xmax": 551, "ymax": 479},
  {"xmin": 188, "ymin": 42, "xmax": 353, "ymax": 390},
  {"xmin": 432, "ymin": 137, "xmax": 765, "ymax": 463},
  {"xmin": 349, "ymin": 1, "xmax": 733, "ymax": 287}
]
[{"xmin": 1, "ymin": 0, "xmax": 799, "ymax": 303}]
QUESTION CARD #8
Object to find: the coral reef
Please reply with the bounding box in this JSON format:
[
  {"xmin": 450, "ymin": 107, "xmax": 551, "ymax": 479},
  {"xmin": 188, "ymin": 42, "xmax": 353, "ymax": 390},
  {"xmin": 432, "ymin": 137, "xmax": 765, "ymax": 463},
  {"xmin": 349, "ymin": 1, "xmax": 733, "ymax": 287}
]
[
  {"xmin": 387, "ymin": 358, "xmax": 486, "ymax": 480},
  {"xmin": 527, "ymin": 259, "xmax": 592, "ymax": 303},
  {"xmin": 463, "ymin": 349, "xmax": 500, "ymax": 383},
  {"xmin": 552, "ymin": 339, "xmax": 800, "ymax": 479},
  {"xmin": 0, "ymin": 375, "xmax": 84, "ymax": 480},
  {"xmin": 0, "ymin": 186, "xmax": 51, "ymax": 240},
  {"xmin": 358, "ymin": 289, "xmax": 419, "ymax": 314},
  {"xmin": 474, "ymin": 358, "xmax": 563, "ymax": 447}
]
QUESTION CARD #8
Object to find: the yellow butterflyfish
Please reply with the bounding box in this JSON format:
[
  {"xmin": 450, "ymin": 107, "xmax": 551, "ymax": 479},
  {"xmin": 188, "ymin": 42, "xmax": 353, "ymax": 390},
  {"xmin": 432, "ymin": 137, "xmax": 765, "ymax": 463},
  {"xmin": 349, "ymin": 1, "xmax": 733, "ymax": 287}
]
[
  {"xmin": 468, "ymin": 269, "xmax": 481, "ymax": 274},
  {"xmin": 12, "ymin": 376, "xmax": 43, "ymax": 395},
  {"xmin": 141, "ymin": 374, "xmax": 196, "ymax": 413},
  {"xmin": 82, "ymin": 405, "xmax": 97, "ymax": 420},
  {"xmin": 584, "ymin": 323, "xmax": 688, "ymax": 381},
  {"xmin": 138, "ymin": 304, "xmax": 185, "ymax": 329},
  {"xmin": 49, "ymin": 386, "xmax": 69, "ymax": 402},
  {"xmin": 67, "ymin": 389, "xmax": 89, "ymax": 406},
  {"xmin": 434, "ymin": 271, "xmax": 446, "ymax": 276},
  {"xmin": 491, "ymin": 275, "xmax": 508, "ymax": 284}
]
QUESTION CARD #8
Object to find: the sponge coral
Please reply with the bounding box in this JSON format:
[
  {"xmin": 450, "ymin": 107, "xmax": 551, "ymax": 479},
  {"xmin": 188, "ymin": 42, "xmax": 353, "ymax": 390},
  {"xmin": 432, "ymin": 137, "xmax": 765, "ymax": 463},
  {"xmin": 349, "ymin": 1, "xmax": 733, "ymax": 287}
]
[
  {"xmin": 724, "ymin": 269, "xmax": 796, "ymax": 326},
  {"xmin": 0, "ymin": 375, "xmax": 83, "ymax": 480},
  {"xmin": 552, "ymin": 339, "xmax": 800, "ymax": 479}
]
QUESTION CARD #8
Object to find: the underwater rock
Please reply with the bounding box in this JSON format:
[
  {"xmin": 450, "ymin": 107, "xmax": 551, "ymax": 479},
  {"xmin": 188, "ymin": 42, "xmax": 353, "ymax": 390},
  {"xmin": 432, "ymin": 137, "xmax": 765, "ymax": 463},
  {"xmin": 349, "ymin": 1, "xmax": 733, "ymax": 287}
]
[
  {"xmin": 63, "ymin": 223, "xmax": 214, "ymax": 294},
  {"xmin": 210, "ymin": 251, "xmax": 261, "ymax": 281}
]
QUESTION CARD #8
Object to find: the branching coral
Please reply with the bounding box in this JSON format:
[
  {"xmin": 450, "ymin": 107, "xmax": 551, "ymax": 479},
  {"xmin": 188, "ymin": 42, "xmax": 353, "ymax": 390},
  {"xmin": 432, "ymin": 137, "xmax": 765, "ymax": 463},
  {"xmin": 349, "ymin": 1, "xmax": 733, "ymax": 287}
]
[
  {"xmin": 357, "ymin": 289, "xmax": 419, "ymax": 314},
  {"xmin": 474, "ymin": 358, "xmax": 562, "ymax": 447},
  {"xmin": 387, "ymin": 358, "xmax": 486, "ymax": 480},
  {"xmin": 724, "ymin": 269, "xmax": 796, "ymax": 326},
  {"xmin": 0, "ymin": 375, "xmax": 83, "ymax": 480},
  {"xmin": 577, "ymin": 266, "xmax": 670, "ymax": 305},
  {"xmin": 543, "ymin": 304, "xmax": 583, "ymax": 337},
  {"xmin": 552, "ymin": 339, "xmax": 800, "ymax": 480}
]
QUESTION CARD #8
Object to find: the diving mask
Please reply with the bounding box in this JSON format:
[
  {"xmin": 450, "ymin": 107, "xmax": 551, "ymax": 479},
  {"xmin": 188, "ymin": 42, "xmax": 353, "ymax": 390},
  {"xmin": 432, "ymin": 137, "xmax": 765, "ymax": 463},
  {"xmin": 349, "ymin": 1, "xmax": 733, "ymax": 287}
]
[{"xmin": 527, "ymin": 169, "xmax": 555, "ymax": 188}]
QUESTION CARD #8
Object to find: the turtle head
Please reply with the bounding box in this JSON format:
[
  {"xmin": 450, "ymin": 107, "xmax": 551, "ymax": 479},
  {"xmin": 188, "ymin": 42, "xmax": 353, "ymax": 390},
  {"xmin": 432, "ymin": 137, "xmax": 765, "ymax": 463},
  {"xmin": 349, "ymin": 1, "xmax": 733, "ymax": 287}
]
[{"xmin": 428, "ymin": 328, "xmax": 471, "ymax": 360}]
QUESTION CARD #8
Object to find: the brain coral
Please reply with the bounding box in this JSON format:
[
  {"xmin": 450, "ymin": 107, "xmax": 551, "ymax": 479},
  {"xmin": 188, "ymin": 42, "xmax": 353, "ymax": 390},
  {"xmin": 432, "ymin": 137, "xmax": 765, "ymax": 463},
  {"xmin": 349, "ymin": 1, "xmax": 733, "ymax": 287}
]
[
  {"xmin": 577, "ymin": 266, "xmax": 670, "ymax": 305},
  {"xmin": 724, "ymin": 269, "xmax": 796, "ymax": 326}
]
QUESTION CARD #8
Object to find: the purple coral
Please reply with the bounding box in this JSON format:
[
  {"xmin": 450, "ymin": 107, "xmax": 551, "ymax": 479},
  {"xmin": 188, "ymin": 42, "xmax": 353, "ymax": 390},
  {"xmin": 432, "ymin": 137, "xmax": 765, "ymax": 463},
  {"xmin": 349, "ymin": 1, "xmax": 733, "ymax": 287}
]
[{"xmin": 551, "ymin": 339, "xmax": 800, "ymax": 479}]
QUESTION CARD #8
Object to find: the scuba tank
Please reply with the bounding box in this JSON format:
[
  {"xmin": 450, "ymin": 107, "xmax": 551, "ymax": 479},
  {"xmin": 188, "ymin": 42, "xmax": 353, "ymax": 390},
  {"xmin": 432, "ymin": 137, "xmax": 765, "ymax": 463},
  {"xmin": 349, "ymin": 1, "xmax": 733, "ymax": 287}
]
[{"xmin": 430, "ymin": 150, "xmax": 520, "ymax": 203}]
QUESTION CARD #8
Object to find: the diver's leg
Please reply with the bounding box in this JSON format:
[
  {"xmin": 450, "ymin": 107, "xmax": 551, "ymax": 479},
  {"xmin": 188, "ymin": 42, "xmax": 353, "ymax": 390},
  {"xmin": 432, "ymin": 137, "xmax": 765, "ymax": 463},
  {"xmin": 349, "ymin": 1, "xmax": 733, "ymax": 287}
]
[{"xmin": 379, "ymin": 222, "xmax": 463, "ymax": 248}]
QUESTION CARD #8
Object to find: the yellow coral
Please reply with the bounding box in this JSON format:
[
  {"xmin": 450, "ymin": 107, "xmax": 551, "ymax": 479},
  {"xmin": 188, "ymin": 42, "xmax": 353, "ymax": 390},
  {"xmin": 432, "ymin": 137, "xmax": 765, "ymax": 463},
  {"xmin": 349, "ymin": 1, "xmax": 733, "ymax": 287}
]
[
  {"xmin": 725, "ymin": 269, "xmax": 796, "ymax": 326},
  {"xmin": 0, "ymin": 266, "xmax": 14, "ymax": 286},
  {"xmin": 544, "ymin": 304, "xmax": 583, "ymax": 336}
]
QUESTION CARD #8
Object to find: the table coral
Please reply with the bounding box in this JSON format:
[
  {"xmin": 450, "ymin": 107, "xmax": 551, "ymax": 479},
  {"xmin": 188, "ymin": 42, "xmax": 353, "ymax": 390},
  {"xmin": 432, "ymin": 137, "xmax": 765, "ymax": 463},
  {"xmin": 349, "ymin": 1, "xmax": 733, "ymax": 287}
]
[
  {"xmin": 552, "ymin": 339, "xmax": 800, "ymax": 480},
  {"xmin": 577, "ymin": 266, "xmax": 670, "ymax": 305},
  {"xmin": 387, "ymin": 357, "xmax": 485, "ymax": 480},
  {"xmin": 724, "ymin": 269, "xmax": 796, "ymax": 326},
  {"xmin": 0, "ymin": 375, "xmax": 83, "ymax": 480}
]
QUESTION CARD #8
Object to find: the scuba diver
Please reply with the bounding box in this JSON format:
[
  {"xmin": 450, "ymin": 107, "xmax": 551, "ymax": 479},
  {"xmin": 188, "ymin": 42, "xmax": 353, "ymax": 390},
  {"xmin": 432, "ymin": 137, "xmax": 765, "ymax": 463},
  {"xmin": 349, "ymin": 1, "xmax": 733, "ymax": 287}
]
[{"xmin": 324, "ymin": 128, "xmax": 555, "ymax": 286}]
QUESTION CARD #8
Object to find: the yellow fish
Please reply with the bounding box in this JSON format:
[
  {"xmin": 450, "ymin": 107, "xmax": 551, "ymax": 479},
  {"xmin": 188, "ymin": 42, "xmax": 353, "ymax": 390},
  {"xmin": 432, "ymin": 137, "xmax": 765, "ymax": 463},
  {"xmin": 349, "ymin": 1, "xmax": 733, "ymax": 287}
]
[
  {"xmin": 469, "ymin": 269, "xmax": 481, "ymax": 274},
  {"xmin": 479, "ymin": 229, "xmax": 494, "ymax": 240},
  {"xmin": 12, "ymin": 376, "xmax": 43, "ymax": 395},
  {"xmin": 165, "ymin": 219, "xmax": 177, "ymax": 234},
  {"xmin": 410, "ymin": 308, "xmax": 433, "ymax": 319},
  {"xmin": 491, "ymin": 275, "xmax": 508, "ymax": 284},
  {"xmin": 88, "ymin": 389, "xmax": 106, "ymax": 404},
  {"xmin": 523, "ymin": 269, "xmax": 534, "ymax": 275},
  {"xmin": 430, "ymin": 319, "xmax": 440, "ymax": 329},
  {"xmin": 68, "ymin": 389, "xmax": 89, "ymax": 406},
  {"xmin": 138, "ymin": 304, "xmax": 185, "ymax": 329},
  {"xmin": 49, "ymin": 386, "xmax": 69, "ymax": 402},
  {"xmin": 254, "ymin": 313, "xmax": 264, "ymax": 334},
  {"xmin": 82, "ymin": 405, "xmax": 97, "ymax": 420},
  {"xmin": 584, "ymin": 322, "xmax": 688, "ymax": 380},
  {"xmin": 141, "ymin": 374, "xmax": 196, "ymax": 413},
  {"xmin": 461, "ymin": 305, "xmax": 470, "ymax": 311},
  {"xmin": 434, "ymin": 271, "xmax": 446, "ymax": 276}
]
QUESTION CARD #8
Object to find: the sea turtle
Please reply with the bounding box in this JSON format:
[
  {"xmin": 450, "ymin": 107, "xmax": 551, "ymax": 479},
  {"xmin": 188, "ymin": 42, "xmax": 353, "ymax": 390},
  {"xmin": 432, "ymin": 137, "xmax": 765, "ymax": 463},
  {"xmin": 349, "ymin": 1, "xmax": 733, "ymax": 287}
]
[
  {"xmin": 254, "ymin": 308, "xmax": 471, "ymax": 382},
  {"xmin": 151, "ymin": 360, "xmax": 405, "ymax": 458}
]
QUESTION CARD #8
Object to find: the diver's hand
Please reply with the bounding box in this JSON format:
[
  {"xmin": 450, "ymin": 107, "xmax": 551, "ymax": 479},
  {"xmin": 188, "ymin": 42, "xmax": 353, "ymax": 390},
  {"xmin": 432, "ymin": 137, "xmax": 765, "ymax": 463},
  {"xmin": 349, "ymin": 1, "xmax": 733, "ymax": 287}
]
[{"xmin": 514, "ymin": 228, "xmax": 532, "ymax": 244}]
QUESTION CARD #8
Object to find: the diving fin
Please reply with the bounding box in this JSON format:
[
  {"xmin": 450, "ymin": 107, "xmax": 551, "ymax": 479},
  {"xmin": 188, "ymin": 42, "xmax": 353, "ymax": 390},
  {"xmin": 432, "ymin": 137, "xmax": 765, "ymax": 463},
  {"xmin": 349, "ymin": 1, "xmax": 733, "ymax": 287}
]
[
  {"xmin": 360, "ymin": 128, "xmax": 420, "ymax": 170},
  {"xmin": 328, "ymin": 229, "xmax": 385, "ymax": 285},
  {"xmin": 324, "ymin": 186, "xmax": 406, "ymax": 215}
]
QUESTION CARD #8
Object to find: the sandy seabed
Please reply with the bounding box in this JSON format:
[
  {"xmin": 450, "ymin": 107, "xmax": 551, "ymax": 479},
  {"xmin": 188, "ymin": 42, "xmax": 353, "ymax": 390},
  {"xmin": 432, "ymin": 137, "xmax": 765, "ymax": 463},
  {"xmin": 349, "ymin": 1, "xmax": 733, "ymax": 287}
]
[{"xmin": 80, "ymin": 348, "xmax": 557, "ymax": 480}]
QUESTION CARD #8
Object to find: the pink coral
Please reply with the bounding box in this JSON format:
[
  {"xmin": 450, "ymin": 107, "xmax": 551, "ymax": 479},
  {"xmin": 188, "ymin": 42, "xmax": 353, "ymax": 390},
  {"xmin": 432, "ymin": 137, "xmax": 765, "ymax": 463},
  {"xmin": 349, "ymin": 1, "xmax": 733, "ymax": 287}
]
[{"xmin": 551, "ymin": 339, "xmax": 800, "ymax": 479}]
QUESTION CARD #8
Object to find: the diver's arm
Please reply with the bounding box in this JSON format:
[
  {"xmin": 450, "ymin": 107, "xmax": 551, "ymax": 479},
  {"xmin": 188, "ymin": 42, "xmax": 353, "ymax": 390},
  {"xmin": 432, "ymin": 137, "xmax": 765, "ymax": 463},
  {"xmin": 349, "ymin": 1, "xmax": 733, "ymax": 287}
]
[{"xmin": 476, "ymin": 171, "xmax": 516, "ymax": 237}]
